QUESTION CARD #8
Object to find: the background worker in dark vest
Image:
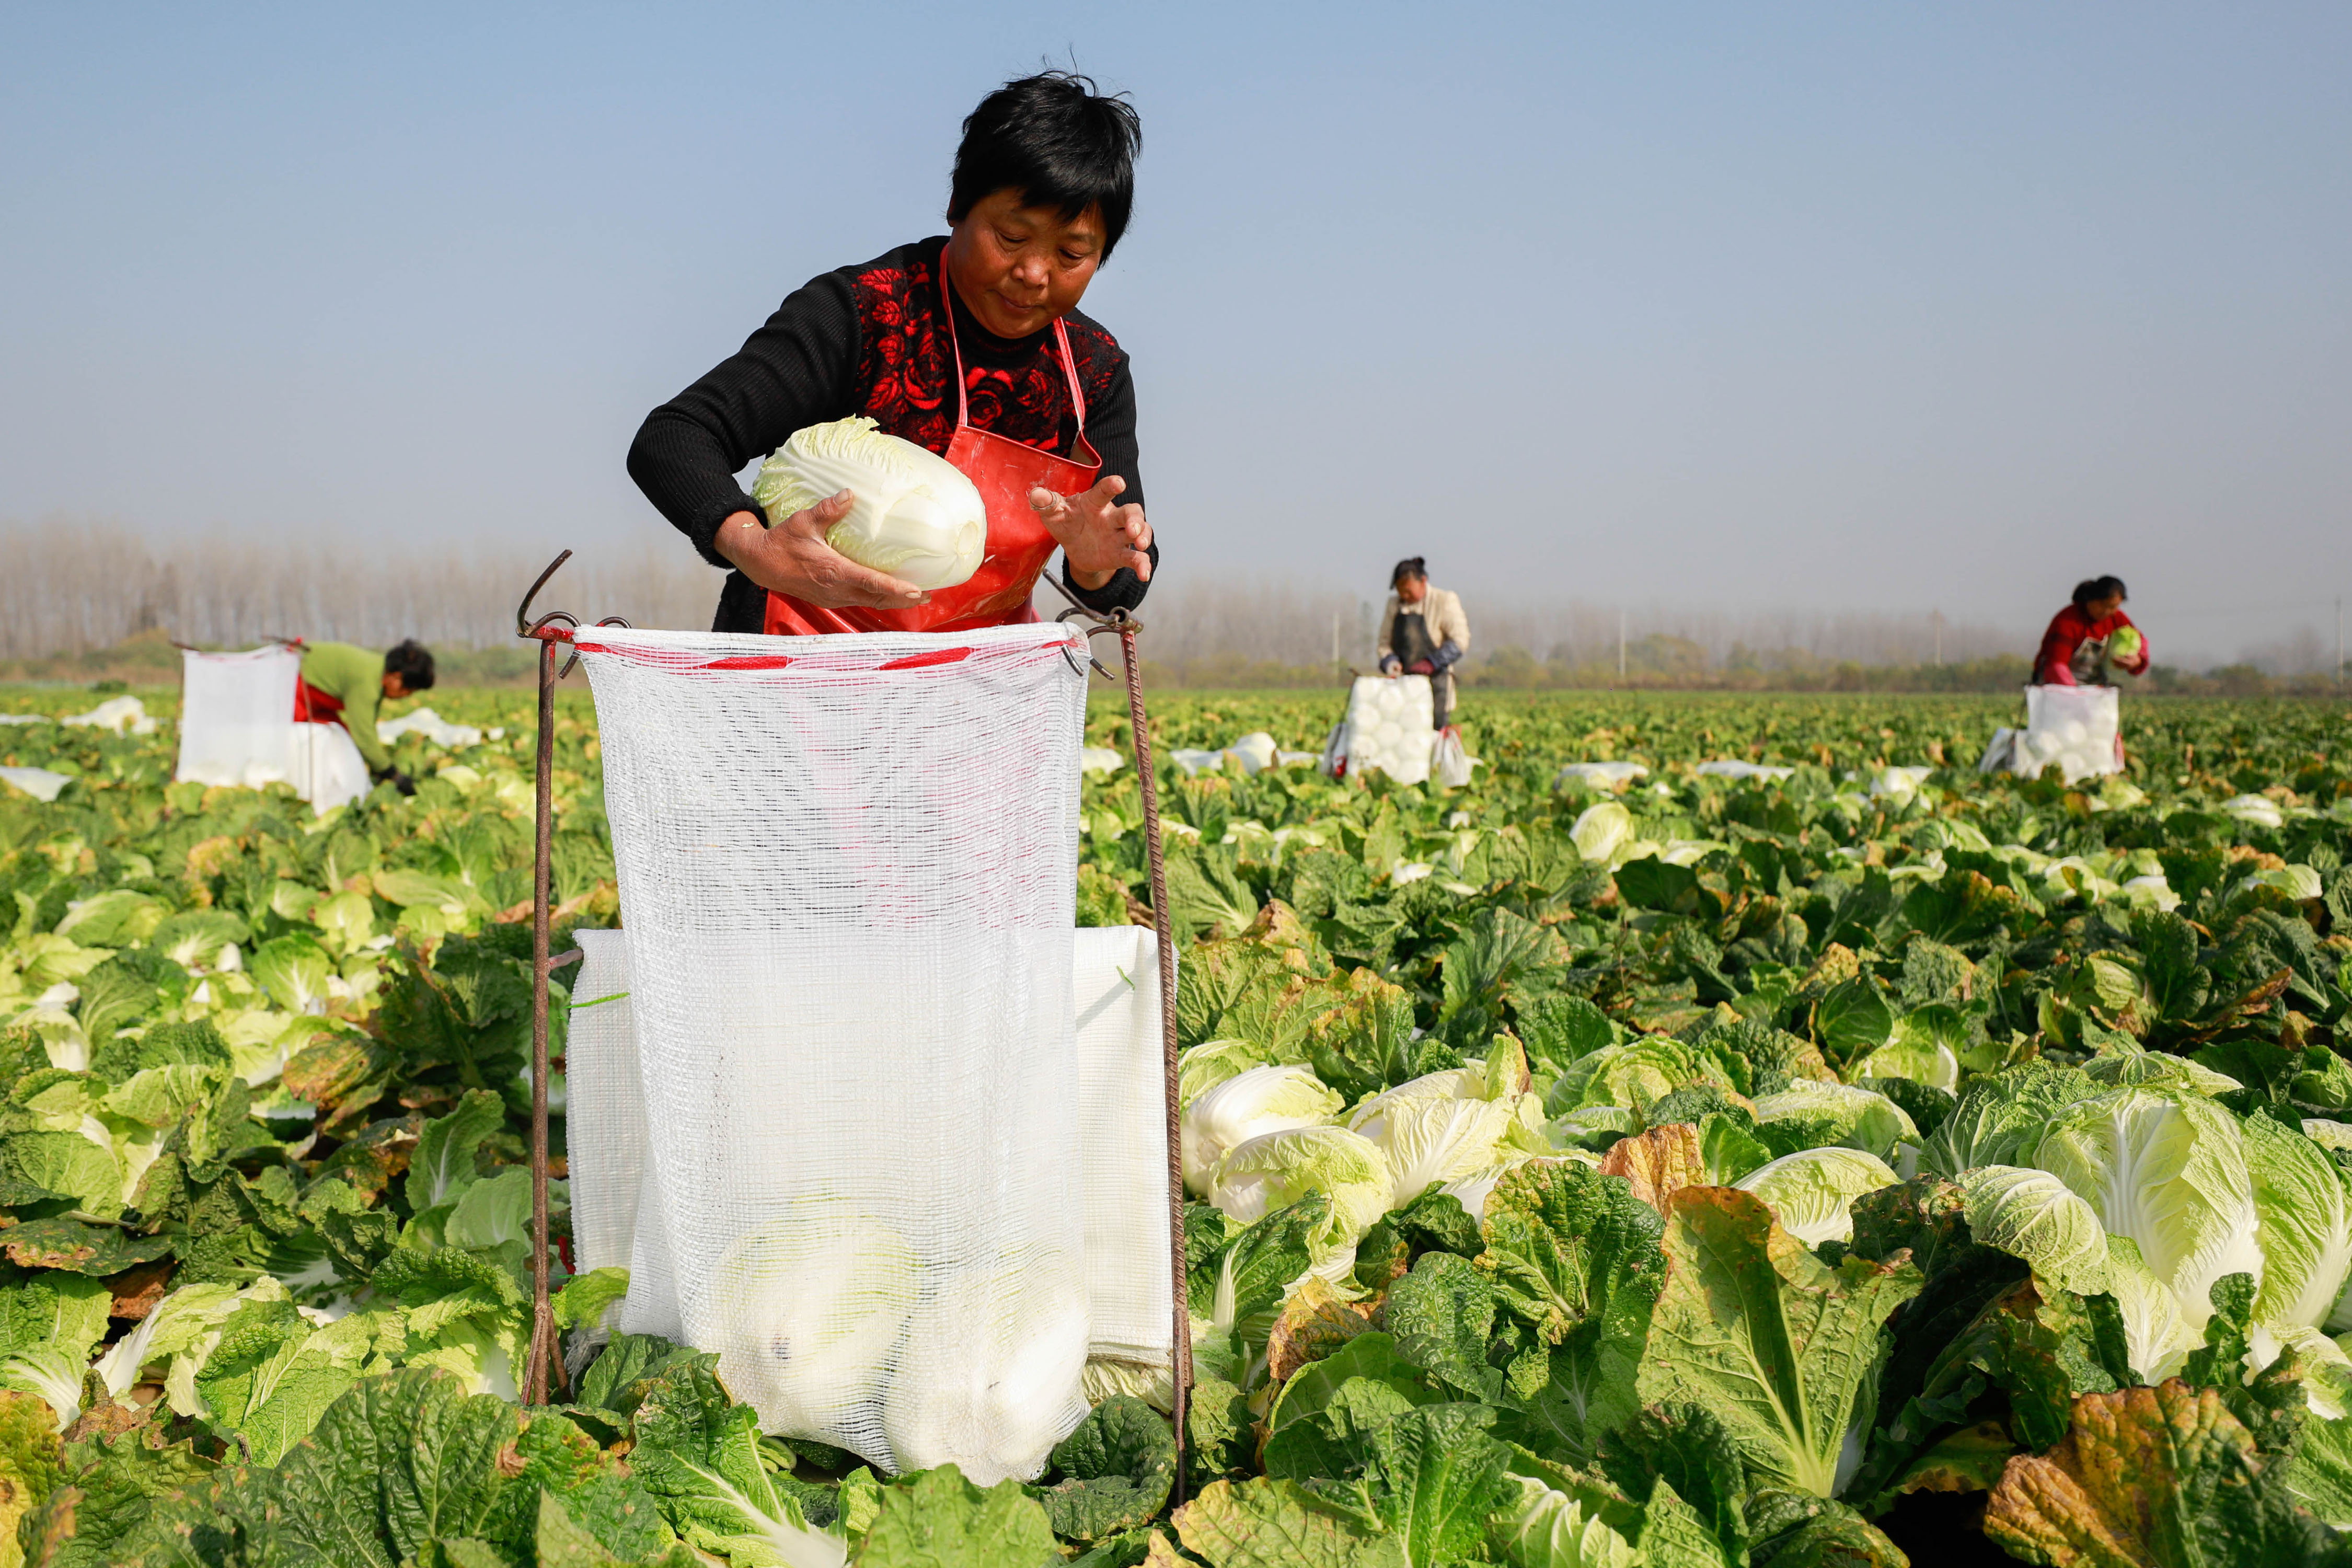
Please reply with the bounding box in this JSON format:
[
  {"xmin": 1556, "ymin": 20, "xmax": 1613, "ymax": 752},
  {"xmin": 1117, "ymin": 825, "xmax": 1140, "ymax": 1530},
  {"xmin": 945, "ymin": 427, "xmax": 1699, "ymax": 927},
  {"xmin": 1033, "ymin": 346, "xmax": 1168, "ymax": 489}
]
[
  {"xmin": 295, "ymin": 639, "xmax": 434, "ymax": 795},
  {"xmin": 1378, "ymin": 559, "xmax": 1471, "ymax": 730}
]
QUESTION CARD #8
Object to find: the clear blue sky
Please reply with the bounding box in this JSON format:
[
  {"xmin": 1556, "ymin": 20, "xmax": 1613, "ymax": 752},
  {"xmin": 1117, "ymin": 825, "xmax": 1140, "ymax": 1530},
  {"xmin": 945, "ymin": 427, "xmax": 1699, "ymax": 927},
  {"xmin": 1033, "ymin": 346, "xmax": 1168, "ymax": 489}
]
[{"xmin": 4, "ymin": 2, "xmax": 2347, "ymax": 663}]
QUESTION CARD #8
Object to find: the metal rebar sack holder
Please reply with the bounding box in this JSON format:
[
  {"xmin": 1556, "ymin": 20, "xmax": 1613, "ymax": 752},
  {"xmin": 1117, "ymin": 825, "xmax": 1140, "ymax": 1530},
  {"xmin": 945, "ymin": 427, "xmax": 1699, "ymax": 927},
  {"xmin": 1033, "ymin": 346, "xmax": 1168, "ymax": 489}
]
[
  {"xmin": 515, "ymin": 551, "xmax": 630, "ymax": 1405},
  {"xmin": 1044, "ymin": 577, "xmax": 1193, "ymax": 1501}
]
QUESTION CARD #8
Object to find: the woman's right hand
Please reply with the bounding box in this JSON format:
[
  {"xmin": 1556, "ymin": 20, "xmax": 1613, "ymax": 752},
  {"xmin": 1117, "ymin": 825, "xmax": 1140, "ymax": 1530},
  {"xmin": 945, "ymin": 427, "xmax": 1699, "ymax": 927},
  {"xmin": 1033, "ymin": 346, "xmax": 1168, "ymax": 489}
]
[{"xmin": 712, "ymin": 496, "xmax": 930, "ymax": 609}]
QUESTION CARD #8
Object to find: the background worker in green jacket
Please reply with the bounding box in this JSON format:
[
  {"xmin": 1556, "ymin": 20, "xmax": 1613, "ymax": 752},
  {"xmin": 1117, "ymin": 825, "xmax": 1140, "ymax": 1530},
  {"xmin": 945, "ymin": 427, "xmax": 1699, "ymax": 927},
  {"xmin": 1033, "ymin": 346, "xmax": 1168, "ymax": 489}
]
[{"xmin": 294, "ymin": 639, "xmax": 435, "ymax": 795}]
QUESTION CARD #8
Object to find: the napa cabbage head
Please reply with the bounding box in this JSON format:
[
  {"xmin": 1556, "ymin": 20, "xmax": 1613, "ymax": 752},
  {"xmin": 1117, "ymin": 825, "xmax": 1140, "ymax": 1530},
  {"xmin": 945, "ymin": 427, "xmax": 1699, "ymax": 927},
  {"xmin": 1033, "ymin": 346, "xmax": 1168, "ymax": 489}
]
[
  {"xmin": 882, "ymin": 1258, "xmax": 1089, "ymax": 1484},
  {"xmin": 1919, "ymin": 1061, "xmax": 2096, "ymax": 1177},
  {"xmin": 1493, "ymin": 1471, "xmax": 1641, "ymax": 1568},
  {"xmin": 2239, "ymin": 1110, "xmax": 2352, "ymax": 1333},
  {"xmin": 1178, "ymin": 1037, "xmax": 1274, "ymax": 1103},
  {"xmin": 1207, "ymin": 1124, "xmax": 1391, "ymax": 1248},
  {"xmin": 1749, "ymin": 1079, "xmax": 1918, "ymax": 1162},
  {"xmin": 1734, "ymin": 1148, "xmax": 1900, "ymax": 1246},
  {"xmin": 2104, "ymin": 1235, "xmax": 2200, "ymax": 1383},
  {"xmin": 1569, "ymin": 801, "xmax": 1636, "ymax": 866},
  {"xmin": 1352, "ymin": 1090, "xmax": 1527, "ymax": 1211},
  {"xmin": 1955, "ymin": 1166, "xmax": 2111, "ymax": 1295},
  {"xmin": 753, "ymin": 416, "xmax": 987, "ymax": 590},
  {"xmin": 2303, "ymin": 1119, "xmax": 2352, "ymax": 1155},
  {"xmin": 712, "ymin": 1207, "xmax": 918, "ymax": 1439},
  {"xmin": 1181, "ymin": 1063, "xmax": 1341, "ymax": 1196},
  {"xmin": 1545, "ymin": 1038, "xmax": 1704, "ymax": 1119},
  {"xmin": 2082, "ymin": 1045, "xmax": 2241, "ymax": 1097},
  {"xmin": 2247, "ymin": 1323, "xmax": 2352, "ymax": 1420},
  {"xmin": 2031, "ymin": 1084, "xmax": 2263, "ymax": 1321}
]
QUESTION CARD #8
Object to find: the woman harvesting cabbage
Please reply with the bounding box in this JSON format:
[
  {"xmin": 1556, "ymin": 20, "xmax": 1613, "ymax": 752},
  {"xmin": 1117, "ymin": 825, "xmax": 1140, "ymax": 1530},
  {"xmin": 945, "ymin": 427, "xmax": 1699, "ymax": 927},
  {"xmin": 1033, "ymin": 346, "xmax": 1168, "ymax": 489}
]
[
  {"xmin": 628, "ymin": 72, "xmax": 1155, "ymax": 635},
  {"xmin": 2034, "ymin": 574, "xmax": 2149, "ymax": 686}
]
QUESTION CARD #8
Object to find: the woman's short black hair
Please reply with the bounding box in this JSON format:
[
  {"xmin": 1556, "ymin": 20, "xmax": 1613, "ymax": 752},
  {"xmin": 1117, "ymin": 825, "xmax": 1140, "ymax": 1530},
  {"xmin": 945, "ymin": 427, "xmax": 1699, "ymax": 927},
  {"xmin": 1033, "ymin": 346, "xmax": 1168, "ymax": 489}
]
[
  {"xmin": 949, "ymin": 72, "xmax": 1142, "ymax": 258},
  {"xmin": 384, "ymin": 639, "xmax": 436, "ymax": 692},
  {"xmin": 2071, "ymin": 575, "xmax": 2128, "ymax": 612},
  {"xmin": 1391, "ymin": 557, "xmax": 1428, "ymax": 589}
]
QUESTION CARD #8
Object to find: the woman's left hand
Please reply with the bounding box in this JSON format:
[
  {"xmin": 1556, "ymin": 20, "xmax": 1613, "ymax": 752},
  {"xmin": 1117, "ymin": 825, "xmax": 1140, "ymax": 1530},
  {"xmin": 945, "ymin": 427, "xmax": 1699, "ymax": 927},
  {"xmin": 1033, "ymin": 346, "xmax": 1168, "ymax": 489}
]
[{"xmin": 1031, "ymin": 475, "xmax": 1151, "ymax": 591}]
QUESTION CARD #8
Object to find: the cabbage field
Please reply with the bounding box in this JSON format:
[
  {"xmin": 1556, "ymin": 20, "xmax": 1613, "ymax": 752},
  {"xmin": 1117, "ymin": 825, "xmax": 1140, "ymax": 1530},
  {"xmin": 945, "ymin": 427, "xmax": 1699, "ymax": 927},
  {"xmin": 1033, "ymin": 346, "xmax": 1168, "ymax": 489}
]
[{"xmin": 2, "ymin": 682, "xmax": 2349, "ymax": 1567}]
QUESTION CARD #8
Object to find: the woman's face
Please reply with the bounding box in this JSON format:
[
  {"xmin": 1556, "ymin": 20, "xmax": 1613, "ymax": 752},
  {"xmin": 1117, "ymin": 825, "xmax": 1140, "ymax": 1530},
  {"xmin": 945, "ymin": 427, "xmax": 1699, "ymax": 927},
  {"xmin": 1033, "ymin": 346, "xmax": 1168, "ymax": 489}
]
[
  {"xmin": 1396, "ymin": 574, "xmax": 1428, "ymax": 606},
  {"xmin": 944, "ymin": 189, "xmax": 1104, "ymax": 339},
  {"xmin": 2085, "ymin": 592, "xmax": 2124, "ymax": 620}
]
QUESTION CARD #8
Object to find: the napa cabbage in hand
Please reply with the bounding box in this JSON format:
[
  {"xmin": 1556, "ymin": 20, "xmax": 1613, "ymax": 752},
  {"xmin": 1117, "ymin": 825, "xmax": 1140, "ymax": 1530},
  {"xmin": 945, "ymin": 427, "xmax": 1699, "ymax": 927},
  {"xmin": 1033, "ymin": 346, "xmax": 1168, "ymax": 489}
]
[{"xmin": 753, "ymin": 417, "xmax": 987, "ymax": 590}]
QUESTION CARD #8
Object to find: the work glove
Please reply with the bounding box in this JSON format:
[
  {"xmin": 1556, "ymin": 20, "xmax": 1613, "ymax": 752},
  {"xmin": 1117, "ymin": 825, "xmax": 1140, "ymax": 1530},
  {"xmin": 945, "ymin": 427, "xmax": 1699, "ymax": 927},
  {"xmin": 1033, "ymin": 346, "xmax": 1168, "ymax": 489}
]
[{"xmin": 1379, "ymin": 655, "xmax": 1403, "ymax": 676}]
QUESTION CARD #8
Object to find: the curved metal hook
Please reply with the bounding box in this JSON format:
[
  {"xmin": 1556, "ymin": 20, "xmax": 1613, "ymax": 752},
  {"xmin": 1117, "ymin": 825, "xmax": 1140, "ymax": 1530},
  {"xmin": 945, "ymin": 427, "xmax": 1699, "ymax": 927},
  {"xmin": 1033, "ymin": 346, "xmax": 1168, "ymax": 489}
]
[
  {"xmin": 1053, "ymin": 613, "xmax": 1123, "ymax": 678},
  {"xmin": 516, "ymin": 551, "xmax": 574, "ymax": 637},
  {"xmin": 558, "ymin": 615, "xmax": 632, "ymax": 680}
]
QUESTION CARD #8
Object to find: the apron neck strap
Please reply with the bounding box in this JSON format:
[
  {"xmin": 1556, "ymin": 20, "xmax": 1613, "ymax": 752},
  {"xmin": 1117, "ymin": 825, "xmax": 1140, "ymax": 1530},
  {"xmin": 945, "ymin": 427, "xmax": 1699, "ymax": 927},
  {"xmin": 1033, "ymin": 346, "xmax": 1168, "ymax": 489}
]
[{"xmin": 937, "ymin": 255, "xmax": 1090, "ymax": 437}]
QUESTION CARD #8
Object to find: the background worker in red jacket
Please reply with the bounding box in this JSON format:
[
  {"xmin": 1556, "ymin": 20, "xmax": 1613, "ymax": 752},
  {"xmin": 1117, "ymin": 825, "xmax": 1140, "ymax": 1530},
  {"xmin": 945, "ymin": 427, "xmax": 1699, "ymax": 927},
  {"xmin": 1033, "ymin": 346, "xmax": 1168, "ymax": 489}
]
[{"xmin": 2034, "ymin": 575, "xmax": 2150, "ymax": 686}]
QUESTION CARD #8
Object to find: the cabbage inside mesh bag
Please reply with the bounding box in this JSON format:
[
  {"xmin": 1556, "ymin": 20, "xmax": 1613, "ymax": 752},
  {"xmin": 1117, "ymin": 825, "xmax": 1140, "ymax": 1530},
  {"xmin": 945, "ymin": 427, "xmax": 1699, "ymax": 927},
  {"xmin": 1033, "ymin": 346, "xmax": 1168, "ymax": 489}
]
[
  {"xmin": 2019, "ymin": 684, "xmax": 2123, "ymax": 783},
  {"xmin": 1340, "ymin": 674, "xmax": 1435, "ymax": 784},
  {"xmin": 572, "ymin": 622, "xmax": 1092, "ymax": 1483}
]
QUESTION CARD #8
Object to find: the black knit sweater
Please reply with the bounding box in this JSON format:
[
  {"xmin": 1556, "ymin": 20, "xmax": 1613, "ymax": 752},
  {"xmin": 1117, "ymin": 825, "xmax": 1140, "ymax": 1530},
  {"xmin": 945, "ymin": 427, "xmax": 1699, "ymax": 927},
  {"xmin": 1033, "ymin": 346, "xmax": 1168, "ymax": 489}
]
[{"xmin": 628, "ymin": 237, "xmax": 1154, "ymax": 633}]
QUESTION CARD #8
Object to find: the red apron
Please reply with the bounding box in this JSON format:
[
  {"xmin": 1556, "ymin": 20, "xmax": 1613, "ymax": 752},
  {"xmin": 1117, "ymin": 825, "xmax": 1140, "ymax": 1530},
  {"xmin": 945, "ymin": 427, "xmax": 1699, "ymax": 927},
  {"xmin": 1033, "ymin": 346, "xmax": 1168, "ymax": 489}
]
[
  {"xmin": 763, "ymin": 272, "xmax": 1101, "ymax": 636},
  {"xmin": 293, "ymin": 678, "xmax": 344, "ymax": 725}
]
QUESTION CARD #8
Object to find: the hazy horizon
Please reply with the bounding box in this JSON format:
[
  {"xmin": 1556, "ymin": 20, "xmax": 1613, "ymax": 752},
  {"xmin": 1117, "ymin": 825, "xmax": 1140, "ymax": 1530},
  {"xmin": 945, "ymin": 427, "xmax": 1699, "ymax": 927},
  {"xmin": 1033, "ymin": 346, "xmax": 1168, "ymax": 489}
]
[{"xmin": 4, "ymin": 3, "xmax": 2347, "ymax": 672}]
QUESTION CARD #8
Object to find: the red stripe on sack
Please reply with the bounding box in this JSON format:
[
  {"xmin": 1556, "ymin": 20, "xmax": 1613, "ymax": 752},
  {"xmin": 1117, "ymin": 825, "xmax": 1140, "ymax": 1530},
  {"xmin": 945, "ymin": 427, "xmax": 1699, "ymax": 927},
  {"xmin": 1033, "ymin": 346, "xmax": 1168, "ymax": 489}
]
[
  {"xmin": 698, "ymin": 654, "xmax": 797, "ymax": 670},
  {"xmin": 877, "ymin": 647, "xmax": 975, "ymax": 671}
]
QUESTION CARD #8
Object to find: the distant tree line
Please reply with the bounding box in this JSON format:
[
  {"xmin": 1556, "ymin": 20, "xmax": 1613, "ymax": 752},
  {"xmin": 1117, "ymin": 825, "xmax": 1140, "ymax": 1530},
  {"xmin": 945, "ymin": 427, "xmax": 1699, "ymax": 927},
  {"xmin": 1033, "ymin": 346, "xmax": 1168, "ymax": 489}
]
[{"xmin": 3, "ymin": 519, "xmax": 2339, "ymax": 696}]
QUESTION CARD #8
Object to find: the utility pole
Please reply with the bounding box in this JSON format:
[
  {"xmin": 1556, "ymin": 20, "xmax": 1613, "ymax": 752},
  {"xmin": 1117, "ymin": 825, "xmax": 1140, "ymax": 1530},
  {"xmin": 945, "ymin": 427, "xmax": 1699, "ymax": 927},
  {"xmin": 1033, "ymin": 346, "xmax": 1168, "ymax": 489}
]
[
  {"xmin": 1618, "ymin": 612, "xmax": 1627, "ymax": 682},
  {"xmin": 1933, "ymin": 609, "xmax": 1944, "ymax": 667},
  {"xmin": 2338, "ymin": 595, "xmax": 2344, "ymax": 690},
  {"xmin": 1331, "ymin": 611, "xmax": 1340, "ymax": 671}
]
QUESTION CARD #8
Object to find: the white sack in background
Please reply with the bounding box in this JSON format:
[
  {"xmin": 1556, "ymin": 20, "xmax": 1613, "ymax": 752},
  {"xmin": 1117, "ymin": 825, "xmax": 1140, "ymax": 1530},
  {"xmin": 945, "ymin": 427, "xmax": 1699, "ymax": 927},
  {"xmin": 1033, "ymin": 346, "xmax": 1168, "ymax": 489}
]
[
  {"xmin": 176, "ymin": 646, "xmax": 301, "ymax": 791},
  {"xmin": 1334, "ymin": 675, "xmax": 1434, "ymax": 784},
  {"xmin": 2015, "ymin": 685, "xmax": 2123, "ymax": 784}
]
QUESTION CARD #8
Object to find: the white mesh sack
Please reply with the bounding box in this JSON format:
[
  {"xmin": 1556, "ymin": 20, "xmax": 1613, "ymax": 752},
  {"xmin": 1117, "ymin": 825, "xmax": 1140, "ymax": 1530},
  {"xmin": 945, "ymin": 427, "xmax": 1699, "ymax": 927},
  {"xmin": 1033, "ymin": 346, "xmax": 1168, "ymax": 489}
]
[
  {"xmin": 567, "ymin": 924, "xmax": 1178, "ymax": 1376},
  {"xmin": 1073, "ymin": 926, "xmax": 1174, "ymax": 1368},
  {"xmin": 573, "ymin": 621, "xmax": 1091, "ymax": 1483},
  {"xmin": 1338, "ymin": 675, "xmax": 1434, "ymax": 784},
  {"xmin": 176, "ymin": 646, "xmax": 301, "ymax": 791},
  {"xmin": 2016, "ymin": 685, "xmax": 2123, "ymax": 784}
]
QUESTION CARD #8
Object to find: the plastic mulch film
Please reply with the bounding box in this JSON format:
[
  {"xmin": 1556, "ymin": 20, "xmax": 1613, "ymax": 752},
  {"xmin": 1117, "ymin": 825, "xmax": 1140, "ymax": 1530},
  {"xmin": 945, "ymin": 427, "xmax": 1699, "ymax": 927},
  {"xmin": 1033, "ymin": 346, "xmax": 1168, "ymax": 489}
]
[{"xmin": 572, "ymin": 622, "xmax": 1090, "ymax": 1484}]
